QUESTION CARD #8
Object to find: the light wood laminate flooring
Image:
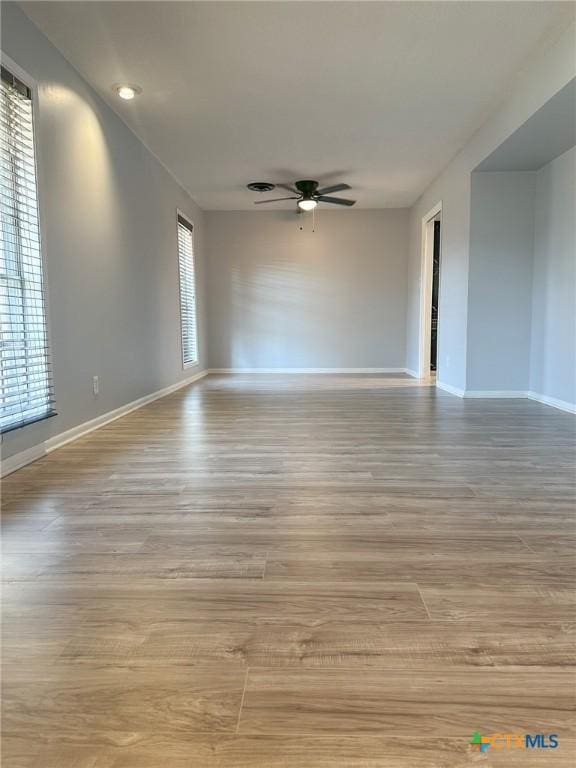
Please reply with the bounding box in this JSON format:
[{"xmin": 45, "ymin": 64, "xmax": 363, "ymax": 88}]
[{"xmin": 2, "ymin": 374, "xmax": 575, "ymax": 767}]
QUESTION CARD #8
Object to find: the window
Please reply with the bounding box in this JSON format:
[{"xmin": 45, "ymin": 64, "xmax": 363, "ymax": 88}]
[
  {"xmin": 0, "ymin": 65, "xmax": 54, "ymax": 432},
  {"xmin": 177, "ymin": 214, "xmax": 198, "ymax": 367}
]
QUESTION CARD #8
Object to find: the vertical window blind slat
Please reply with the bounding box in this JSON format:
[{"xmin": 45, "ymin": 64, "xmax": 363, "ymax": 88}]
[
  {"xmin": 1, "ymin": 66, "xmax": 54, "ymax": 433},
  {"xmin": 177, "ymin": 216, "xmax": 198, "ymax": 366}
]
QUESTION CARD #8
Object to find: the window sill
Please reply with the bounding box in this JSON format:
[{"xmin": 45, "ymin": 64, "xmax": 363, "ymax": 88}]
[{"xmin": 1, "ymin": 409, "xmax": 57, "ymax": 435}]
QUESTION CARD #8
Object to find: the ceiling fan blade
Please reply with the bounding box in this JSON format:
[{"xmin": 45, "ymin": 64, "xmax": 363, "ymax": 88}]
[
  {"xmin": 254, "ymin": 196, "xmax": 299, "ymax": 204},
  {"xmin": 316, "ymin": 183, "xmax": 351, "ymax": 196},
  {"xmin": 276, "ymin": 183, "xmax": 299, "ymax": 194},
  {"xmin": 315, "ymin": 195, "xmax": 356, "ymax": 206}
]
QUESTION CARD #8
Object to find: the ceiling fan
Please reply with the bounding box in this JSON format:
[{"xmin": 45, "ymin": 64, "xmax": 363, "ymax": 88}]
[{"xmin": 247, "ymin": 180, "xmax": 356, "ymax": 210}]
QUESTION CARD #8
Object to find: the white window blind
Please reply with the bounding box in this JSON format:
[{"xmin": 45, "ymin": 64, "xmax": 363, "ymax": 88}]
[
  {"xmin": 1, "ymin": 66, "xmax": 54, "ymax": 433},
  {"xmin": 177, "ymin": 215, "xmax": 198, "ymax": 366}
]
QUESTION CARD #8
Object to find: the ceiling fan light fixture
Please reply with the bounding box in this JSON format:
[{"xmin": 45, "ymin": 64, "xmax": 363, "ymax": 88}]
[{"xmin": 298, "ymin": 199, "xmax": 317, "ymax": 211}]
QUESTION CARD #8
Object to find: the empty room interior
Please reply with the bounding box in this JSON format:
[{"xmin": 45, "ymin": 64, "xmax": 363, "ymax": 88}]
[{"xmin": 2, "ymin": 1, "xmax": 576, "ymax": 766}]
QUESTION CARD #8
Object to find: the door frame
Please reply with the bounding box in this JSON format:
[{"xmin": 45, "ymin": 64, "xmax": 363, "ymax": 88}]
[{"xmin": 418, "ymin": 201, "xmax": 442, "ymax": 379}]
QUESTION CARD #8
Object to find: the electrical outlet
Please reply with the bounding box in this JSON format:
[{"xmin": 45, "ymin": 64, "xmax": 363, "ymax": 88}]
[{"xmin": 92, "ymin": 375, "xmax": 99, "ymax": 396}]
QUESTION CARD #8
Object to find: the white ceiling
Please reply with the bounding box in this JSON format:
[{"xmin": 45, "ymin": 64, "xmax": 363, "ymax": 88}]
[{"xmin": 20, "ymin": 1, "xmax": 575, "ymax": 210}]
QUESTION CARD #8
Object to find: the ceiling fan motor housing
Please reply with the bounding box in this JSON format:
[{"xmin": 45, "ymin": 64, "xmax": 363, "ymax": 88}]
[{"xmin": 295, "ymin": 180, "xmax": 319, "ymax": 198}]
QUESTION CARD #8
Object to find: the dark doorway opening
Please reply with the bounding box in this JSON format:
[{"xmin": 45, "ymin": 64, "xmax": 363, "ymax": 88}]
[{"xmin": 430, "ymin": 220, "xmax": 441, "ymax": 372}]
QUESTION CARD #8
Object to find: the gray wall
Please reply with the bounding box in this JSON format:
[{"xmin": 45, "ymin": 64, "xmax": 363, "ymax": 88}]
[
  {"xmin": 453, "ymin": 154, "xmax": 575, "ymax": 402},
  {"xmin": 1, "ymin": 4, "xmax": 207, "ymax": 460},
  {"xmin": 206, "ymin": 210, "xmax": 409, "ymax": 370},
  {"xmin": 467, "ymin": 172, "xmax": 536, "ymax": 392},
  {"xmin": 405, "ymin": 23, "xmax": 576, "ymax": 391},
  {"xmin": 530, "ymin": 146, "xmax": 576, "ymax": 405}
]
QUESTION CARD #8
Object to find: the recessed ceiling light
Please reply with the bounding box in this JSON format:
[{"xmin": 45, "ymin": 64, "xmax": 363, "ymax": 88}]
[
  {"xmin": 114, "ymin": 84, "xmax": 141, "ymax": 100},
  {"xmin": 247, "ymin": 182, "xmax": 276, "ymax": 193},
  {"xmin": 298, "ymin": 199, "xmax": 317, "ymax": 211}
]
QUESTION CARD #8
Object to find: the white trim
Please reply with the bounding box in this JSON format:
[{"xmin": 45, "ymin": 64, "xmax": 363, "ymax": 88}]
[
  {"xmin": 208, "ymin": 368, "xmax": 408, "ymax": 374},
  {"xmin": 435, "ymin": 384, "xmax": 576, "ymax": 414},
  {"xmin": 418, "ymin": 201, "xmax": 442, "ymax": 378},
  {"xmin": 0, "ymin": 444, "xmax": 47, "ymax": 478},
  {"xmin": 0, "ymin": 52, "xmax": 35, "ymax": 90},
  {"xmin": 463, "ymin": 390, "xmax": 527, "ymax": 399},
  {"xmin": 436, "ymin": 380, "xmax": 465, "ymax": 397},
  {"xmin": 404, "ymin": 369, "xmax": 420, "ymax": 379},
  {"xmin": 526, "ymin": 391, "xmax": 576, "ymax": 414},
  {"xmin": 1, "ymin": 369, "xmax": 208, "ymax": 477}
]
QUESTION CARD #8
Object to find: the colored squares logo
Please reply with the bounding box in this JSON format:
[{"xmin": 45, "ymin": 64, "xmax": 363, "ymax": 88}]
[{"xmin": 469, "ymin": 732, "xmax": 491, "ymax": 752}]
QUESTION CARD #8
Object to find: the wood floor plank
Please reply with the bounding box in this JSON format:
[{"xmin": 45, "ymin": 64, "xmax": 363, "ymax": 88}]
[
  {"xmin": 521, "ymin": 534, "xmax": 576, "ymax": 555},
  {"xmin": 265, "ymin": 553, "xmax": 575, "ymax": 584},
  {"xmin": 420, "ymin": 584, "xmax": 576, "ymax": 622},
  {"xmin": 143, "ymin": 533, "xmax": 530, "ymax": 555},
  {"xmin": 5, "ymin": 736, "xmax": 576, "ymax": 768},
  {"xmin": 2, "ymin": 529, "xmax": 151, "ymax": 555},
  {"xmin": 213, "ymin": 736, "xmax": 576, "ymax": 768},
  {"xmin": 58, "ymin": 620, "xmax": 575, "ymax": 669},
  {"xmin": 3, "ymin": 663, "xmax": 246, "ymax": 746},
  {"xmin": 239, "ymin": 667, "xmax": 576, "ymax": 736},
  {"xmin": 36, "ymin": 550, "xmax": 266, "ymax": 580},
  {"xmin": 2, "ymin": 617, "xmax": 74, "ymax": 672},
  {"xmin": 2, "ymin": 579, "xmax": 428, "ymax": 625}
]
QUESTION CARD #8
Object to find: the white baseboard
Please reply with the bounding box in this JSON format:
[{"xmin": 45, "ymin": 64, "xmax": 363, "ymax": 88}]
[
  {"xmin": 404, "ymin": 368, "xmax": 420, "ymax": 378},
  {"xmin": 1, "ymin": 369, "xmax": 208, "ymax": 478},
  {"xmin": 436, "ymin": 380, "xmax": 465, "ymax": 397},
  {"xmin": 463, "ymin": 390, "xmax": 527, "ymax": 399},
  {"xmin": 208, "ymin": 367, "xmax": 408, "ymax": 374},
  {"xmin": 0, "ymin": 443, "xmax": 48, "ymax": 478},
  {"xmin": 526, "ymin": 391, "xmax": 576, "ymax": 414},
  {"xmin": 436, "ymin": 383, "xmax": 576, "ymax": 414}
]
